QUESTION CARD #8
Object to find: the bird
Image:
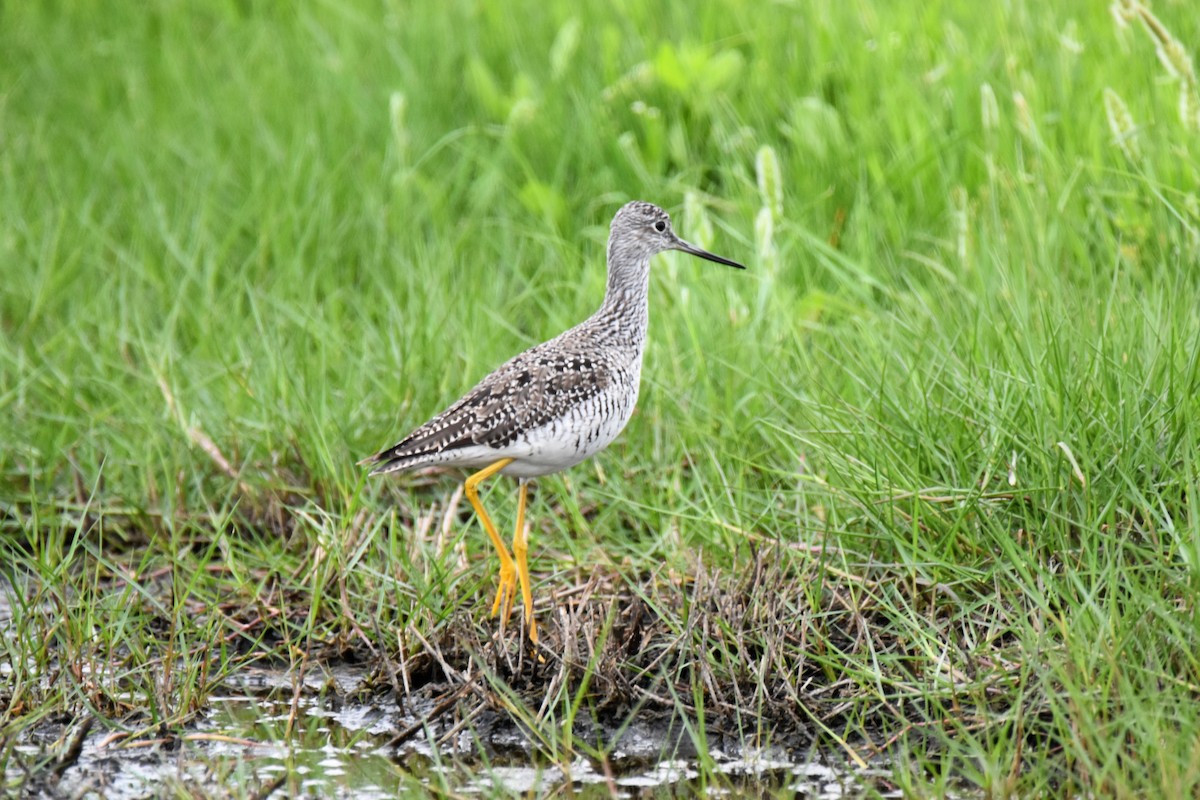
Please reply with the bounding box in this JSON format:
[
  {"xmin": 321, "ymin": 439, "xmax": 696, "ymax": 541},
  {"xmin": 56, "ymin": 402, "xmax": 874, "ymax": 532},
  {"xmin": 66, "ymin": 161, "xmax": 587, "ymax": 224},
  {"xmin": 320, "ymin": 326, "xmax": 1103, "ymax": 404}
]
[{"xmin": 360, "ymin": 200, "xmax": 744, "ymax": 645}]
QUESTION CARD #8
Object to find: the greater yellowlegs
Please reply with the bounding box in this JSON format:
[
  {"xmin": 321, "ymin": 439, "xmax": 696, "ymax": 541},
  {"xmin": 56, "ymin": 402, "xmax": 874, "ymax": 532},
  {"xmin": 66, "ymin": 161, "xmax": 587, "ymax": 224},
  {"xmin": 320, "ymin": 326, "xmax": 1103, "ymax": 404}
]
[{"xmin": 361, "ymin": 200, "xmax": 744, "ymax": 644}]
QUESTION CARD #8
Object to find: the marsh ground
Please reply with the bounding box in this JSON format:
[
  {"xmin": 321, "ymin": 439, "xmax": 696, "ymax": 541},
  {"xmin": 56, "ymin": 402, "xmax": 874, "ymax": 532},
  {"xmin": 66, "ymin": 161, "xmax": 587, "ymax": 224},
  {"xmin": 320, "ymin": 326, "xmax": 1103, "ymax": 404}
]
[{"xmin": 3, "ymin": 1, "xmax": 1200, "ymax": 796}]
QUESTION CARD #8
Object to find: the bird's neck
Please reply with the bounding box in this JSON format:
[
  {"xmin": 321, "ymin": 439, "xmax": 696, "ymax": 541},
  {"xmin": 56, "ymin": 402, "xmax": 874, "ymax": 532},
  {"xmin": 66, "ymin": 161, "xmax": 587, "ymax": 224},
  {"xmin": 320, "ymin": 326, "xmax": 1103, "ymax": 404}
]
[{"xmin": 593, "ymin": 246, "xmax": 652, "ymax": 348}]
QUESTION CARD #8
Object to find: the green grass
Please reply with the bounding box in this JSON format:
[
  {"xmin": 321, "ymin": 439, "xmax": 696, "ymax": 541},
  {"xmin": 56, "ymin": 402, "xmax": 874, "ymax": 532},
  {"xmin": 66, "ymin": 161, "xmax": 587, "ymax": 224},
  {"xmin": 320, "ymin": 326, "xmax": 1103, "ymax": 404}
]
[{"xmin": 3, "ymin": 0, "xmax": 1200, "ymax": 795}]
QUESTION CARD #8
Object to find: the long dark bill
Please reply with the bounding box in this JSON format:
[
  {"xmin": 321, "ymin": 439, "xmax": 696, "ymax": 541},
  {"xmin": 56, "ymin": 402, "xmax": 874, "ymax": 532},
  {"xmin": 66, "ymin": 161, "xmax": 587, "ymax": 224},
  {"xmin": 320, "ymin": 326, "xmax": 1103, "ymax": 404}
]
[{"xmin": 674, "ymin": 239, "xmax": 746, "ymax": 270}]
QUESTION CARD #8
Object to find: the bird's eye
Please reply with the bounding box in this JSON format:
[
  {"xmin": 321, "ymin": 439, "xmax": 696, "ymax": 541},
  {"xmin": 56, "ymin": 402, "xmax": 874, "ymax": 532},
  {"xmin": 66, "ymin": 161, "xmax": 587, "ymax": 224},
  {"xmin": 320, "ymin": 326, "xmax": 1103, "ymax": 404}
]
[{"xmin": 653, "ymin": 220, "xmax": 666, "ymax": 232}]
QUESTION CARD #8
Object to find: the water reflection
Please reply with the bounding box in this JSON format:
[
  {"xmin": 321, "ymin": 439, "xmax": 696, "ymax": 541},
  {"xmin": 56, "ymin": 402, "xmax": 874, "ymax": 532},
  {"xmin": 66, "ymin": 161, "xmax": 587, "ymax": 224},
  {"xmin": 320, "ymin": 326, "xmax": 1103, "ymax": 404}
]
[{"xmin": 10, "ymin": 666, "xmax": 915, "ymax": 798}]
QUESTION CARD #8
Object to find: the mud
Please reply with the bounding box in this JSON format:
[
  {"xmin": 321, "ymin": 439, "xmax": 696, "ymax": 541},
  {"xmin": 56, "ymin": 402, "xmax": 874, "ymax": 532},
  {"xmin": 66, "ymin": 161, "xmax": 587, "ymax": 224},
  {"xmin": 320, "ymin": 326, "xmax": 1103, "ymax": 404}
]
[
  {"xmin": 1, "ymin": 555, "xmax": 982, "ymax": 797},
  {"xmin": 8, "ymin": 665, "xmax": 906, "ymax": 798}
]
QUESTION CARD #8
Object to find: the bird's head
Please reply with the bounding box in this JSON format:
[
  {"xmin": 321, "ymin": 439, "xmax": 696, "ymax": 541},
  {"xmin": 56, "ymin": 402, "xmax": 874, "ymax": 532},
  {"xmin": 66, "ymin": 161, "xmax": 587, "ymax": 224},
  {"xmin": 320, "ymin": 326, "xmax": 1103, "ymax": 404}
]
[{"xmin": 609, "ymin": 201, "xmax": 745, "ymax": 270}]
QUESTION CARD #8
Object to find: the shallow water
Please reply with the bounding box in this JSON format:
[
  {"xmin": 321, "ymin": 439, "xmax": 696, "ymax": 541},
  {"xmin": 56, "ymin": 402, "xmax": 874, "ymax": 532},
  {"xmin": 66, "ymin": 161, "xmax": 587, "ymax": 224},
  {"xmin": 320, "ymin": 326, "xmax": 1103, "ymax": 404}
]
[
  {"xmin": 7, "ymin": 663, "xmax": 912, "ymax": 798},
  {"xmin": 0, "ymin": 571, "xmax": 964, "ymax": 798}
]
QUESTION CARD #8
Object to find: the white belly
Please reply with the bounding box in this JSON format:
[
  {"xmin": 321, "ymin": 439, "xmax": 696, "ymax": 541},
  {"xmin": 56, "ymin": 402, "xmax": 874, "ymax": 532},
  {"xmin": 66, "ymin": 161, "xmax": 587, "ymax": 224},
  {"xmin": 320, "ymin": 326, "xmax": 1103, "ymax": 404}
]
[{"xmin": 499, "ymin": 384, "xmax": 640, "ymax": 478}]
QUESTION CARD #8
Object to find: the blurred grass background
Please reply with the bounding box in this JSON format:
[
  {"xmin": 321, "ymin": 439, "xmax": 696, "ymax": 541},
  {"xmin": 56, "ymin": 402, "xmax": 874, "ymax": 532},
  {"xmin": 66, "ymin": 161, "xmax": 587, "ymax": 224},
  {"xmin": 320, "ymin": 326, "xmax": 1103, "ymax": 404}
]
[{"xmin": 2, "ymin": 0, "xmax": 1200, "ymax": 795}]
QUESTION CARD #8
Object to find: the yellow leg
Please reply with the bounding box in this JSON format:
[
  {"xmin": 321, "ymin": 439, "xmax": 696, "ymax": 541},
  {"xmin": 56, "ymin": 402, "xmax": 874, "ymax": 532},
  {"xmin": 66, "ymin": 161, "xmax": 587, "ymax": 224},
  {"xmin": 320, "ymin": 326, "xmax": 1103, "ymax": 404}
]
[
  {"xmin": 511, "ymin": 479, "xmax": 538, "ymax": 644},
  {"xmin": 463, "ymin": 458, "xmax": 516, "ymax": 621}
]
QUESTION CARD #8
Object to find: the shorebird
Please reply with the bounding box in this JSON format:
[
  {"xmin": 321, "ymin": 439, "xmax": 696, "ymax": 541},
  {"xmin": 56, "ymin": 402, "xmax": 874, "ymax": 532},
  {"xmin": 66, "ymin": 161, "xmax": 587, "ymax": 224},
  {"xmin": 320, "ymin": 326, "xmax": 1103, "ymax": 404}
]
[{"xmin": 361, "ymin": 200, "xmax": 744, "ymax": 644}]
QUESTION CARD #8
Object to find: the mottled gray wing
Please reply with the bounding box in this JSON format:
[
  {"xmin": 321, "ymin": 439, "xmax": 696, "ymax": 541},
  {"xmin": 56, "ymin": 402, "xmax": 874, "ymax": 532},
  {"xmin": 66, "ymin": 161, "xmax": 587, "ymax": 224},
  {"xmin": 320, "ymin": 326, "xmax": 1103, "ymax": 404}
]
[{"xmin": 363, "ymin": 347, "xmax": 613, "ymax": 471}]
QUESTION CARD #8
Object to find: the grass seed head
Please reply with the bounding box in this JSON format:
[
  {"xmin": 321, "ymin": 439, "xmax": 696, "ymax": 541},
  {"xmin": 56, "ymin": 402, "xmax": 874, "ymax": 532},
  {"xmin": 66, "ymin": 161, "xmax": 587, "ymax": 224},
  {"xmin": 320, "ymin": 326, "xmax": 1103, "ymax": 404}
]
[
  {"xmin": 1179, "ymin": 85, "xmax": 1200, "ymax": 131},
  {"xmin": 950, "ymin": 185, "xmax": 969, "ymax": 267},
  {"xmin": 755, "ymin": 206, "xmax": 775, "ymax": 267},
  {"xmin": 1109, "ymin": 0, "xmax": 1136, "ymax": 29},
  {"xmin": 1103, "ymin": 88, "xmax": 1142, "ymax": 162},
  {"xmin": 1135, "ymin": 4, "xmax": 1197, "ymax": 86},
  {"xmin": 755, "ymin": 145, "xmax": 784, "ymax": 217},
  {"xmin": 1060, "ymin": 20, "xmax": 1084, "ymax": 55},
  {"xmin": 549, "ymin": 17, "xmax": 581, "ymax": 80},
  {"xmin": 1013, "ymin": 91, "xmax": 1041, "ymax": 147},
  {"xmin": 389, "ymin": 92, "xmax": 408, "ymax": 161},
  {"xmin": 980, "ymin": 83, "xmax": 1000, "ymax": 133},
  {"xmin": 1130, "ymin": 4, "xmax": 1200, "ymax": 129}
]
